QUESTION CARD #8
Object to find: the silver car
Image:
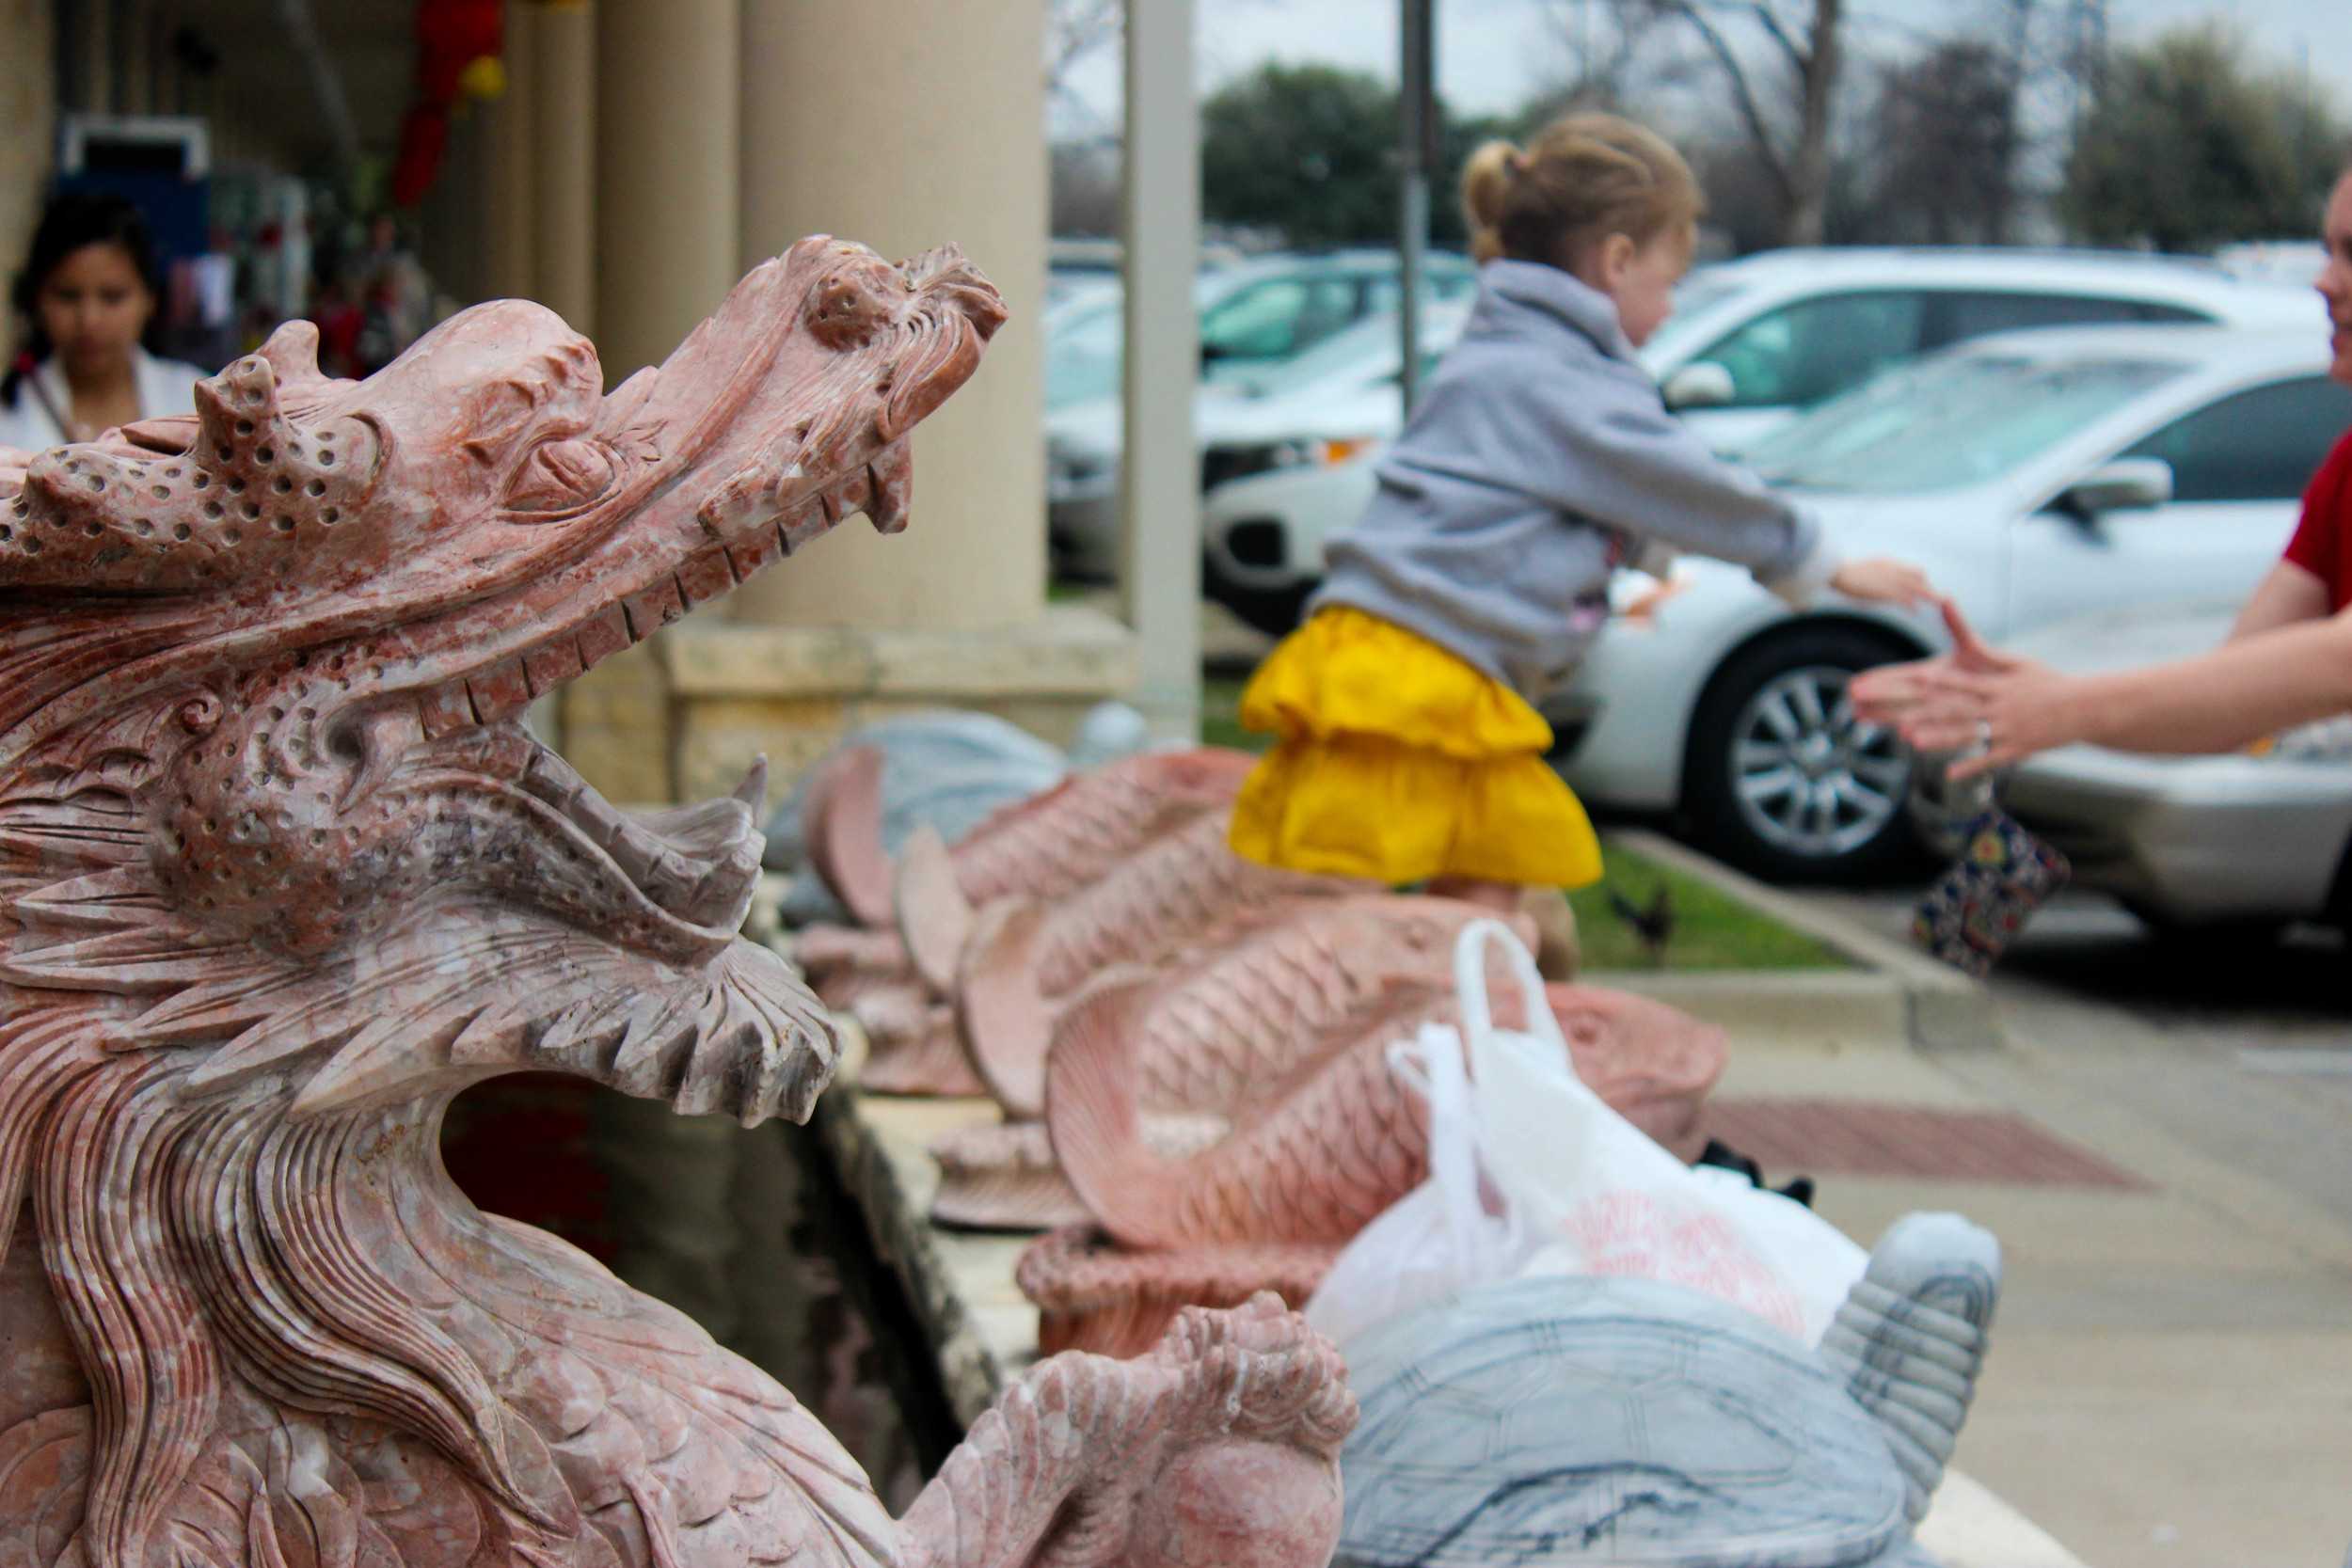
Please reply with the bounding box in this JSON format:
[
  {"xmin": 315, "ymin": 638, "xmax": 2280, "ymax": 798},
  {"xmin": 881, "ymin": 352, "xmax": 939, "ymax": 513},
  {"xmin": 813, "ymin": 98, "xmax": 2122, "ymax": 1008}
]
[{"xmin": 1913, "ymin": 604, "xmax": 2352, "ymax": 931}]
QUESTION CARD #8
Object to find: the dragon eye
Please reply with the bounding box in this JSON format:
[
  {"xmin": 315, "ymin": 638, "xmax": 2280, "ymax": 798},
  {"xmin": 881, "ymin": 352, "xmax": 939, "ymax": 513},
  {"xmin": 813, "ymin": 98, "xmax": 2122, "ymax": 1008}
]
[{"xmin": 502, "ymin": 437, "xmax": 617, "ymax": 519}]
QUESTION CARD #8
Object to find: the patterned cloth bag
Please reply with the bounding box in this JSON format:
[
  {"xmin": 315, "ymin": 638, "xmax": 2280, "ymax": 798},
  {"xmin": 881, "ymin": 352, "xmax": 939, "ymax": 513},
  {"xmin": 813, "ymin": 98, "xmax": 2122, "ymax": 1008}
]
[{"xmin": 1911, "ymin": 763, "xmax": 2069, "ymax": 977}]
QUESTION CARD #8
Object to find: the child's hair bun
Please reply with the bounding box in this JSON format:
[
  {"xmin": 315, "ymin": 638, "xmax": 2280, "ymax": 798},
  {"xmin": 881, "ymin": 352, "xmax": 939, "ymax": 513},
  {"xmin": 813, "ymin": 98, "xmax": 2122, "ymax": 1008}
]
[
  {"xmin": 1458, "ymin": 112, "xmax": 1702, "ymax": 272},
  {"xmin": 1460, "ymin": 138, "xmax": 1524, "ymax": 263}
]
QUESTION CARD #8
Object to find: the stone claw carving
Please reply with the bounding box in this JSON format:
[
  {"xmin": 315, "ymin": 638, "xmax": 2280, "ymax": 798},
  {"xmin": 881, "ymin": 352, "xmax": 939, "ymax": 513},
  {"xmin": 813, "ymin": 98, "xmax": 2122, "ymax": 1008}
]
[
  {"xmin": 899, "ymin": 1293, "xmax": 1353, "ymax": 1568},
  {"xmin": 0, "ymin": 238, "xmax": 1352, "ymax": 1568}
]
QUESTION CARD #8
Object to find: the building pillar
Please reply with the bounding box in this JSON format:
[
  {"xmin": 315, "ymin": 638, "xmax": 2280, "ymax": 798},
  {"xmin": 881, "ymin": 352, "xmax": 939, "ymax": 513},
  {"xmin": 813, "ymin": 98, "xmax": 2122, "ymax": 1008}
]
[
  {"xmin": 1119, "ymin": 0, "xmax": 1202, "ymax": 738},
  {"xmin": 560, "ymin": 0, "xmax": 1137, "ymax": 811},
  {"xmin": 482, "ymin": 1, "xmax": 540, "ymax": 304},
  {"xmin": 530, "ymin": 0, "xmax": 596, "ymax": 334},
  {"xmin": 0, "ymin": 0, "xmax": 54, "ymax": 291},
  {"xmin": 421, "ymin": 103, "xmax": 491, "ymax": 310},
  {"xmin": 727, "ymin": 0, "xmax": 1047, "ymax": 635},
  {"xmin": 591, "ymin": 0, "xmax": 739, "ymax": 383}
]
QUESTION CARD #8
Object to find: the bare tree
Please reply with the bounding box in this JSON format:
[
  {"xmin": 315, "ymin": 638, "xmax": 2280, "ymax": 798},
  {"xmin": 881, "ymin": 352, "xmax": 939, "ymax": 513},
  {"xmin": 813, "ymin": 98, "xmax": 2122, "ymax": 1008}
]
[
  {"xmin": 1863, "ymin": 40, "xmax": 2019, "ymax": 244},
  {"xmin": 1638, "ymin": 0, "xmax": 1846, "ymax": 246},
  {"xmin": 1045, "ymin": 0, "xmax": 1122, "ymax": 108},
  {"xmin": 1519, "ymin": 0, "xmax": 1677, "ymax": 114}
]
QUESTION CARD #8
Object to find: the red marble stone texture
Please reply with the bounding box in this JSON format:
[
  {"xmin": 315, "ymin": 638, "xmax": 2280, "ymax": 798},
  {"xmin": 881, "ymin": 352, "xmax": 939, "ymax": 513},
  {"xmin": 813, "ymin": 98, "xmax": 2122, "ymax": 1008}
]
[{"xmin": 0, "ymin": 239, "xmax": 1351, "ymax": 1568}]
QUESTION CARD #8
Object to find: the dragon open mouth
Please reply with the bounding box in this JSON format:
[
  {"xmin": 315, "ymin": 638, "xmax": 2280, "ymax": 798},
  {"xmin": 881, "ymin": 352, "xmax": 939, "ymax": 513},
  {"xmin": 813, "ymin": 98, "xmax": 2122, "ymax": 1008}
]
[
  {"xmin": 518, "ymin": 744, "xmax": 771, "ymax": 937},
  {"xmin": 411, "ymin": 436, "xmax": 917, "ymax": 742},
  {"xmin": 0, "ymin": 238, "xmax": 1003, "ymax": 1134}
]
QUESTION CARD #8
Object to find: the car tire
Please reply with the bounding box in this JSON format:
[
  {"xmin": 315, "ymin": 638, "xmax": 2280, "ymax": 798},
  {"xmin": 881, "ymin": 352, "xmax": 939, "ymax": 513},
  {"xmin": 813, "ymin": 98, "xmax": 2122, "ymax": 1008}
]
[
  {"xmin": 1203, "ymin": 559, "xmax": 1317, "ymax": 639},
  {"xmin": 1682, "ymin": 623, "xmax": 1924, "ymax": 883}
]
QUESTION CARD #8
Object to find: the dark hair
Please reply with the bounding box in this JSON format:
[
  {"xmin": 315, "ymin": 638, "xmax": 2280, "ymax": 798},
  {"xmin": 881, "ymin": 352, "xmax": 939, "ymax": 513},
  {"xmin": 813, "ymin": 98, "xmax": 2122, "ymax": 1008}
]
[{"xmin": 5, "ymin": 191, "xmax": 166, "ymax": 405}]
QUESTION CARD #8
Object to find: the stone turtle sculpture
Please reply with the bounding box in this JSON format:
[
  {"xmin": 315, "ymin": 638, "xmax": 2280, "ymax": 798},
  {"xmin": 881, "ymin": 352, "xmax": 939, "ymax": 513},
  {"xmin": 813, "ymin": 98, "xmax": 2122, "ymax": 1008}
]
[{"xmin": 1336, "ymin": 1212, "xmax": 2001, "ymax": 1568}]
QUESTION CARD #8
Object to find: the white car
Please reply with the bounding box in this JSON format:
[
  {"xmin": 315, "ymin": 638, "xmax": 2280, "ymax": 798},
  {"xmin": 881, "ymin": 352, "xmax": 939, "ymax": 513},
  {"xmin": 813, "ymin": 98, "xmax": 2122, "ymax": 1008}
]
[
  {"xmin": 1050, "ymin": 299, "xmax": 1470, "ymax": 581},
  {"xmin": 1646, "ymin": 246, "xmax": 2318, "ymax": 452},
  {"xmin": 1551, "ymin": 325, "xmax": 2352, "ymax": 880},
  {"xmin": 1046, "ymin": 250, "xmax": 1475, "ymax": 577},
  {"xmin": 1200, "ymin": 250, "xmax": 2321, "ymax": 623},
  {"xmin": 1910, "ymin": 602, "xmax": 2352, "ymax": 933}
]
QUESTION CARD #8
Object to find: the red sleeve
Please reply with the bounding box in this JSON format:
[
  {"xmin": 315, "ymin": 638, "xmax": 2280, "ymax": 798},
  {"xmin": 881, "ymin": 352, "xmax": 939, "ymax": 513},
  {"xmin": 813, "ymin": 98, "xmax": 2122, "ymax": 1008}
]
[{"xmin": 2282, "ymin": 429, "xmax": 2352, "ymax": 594}]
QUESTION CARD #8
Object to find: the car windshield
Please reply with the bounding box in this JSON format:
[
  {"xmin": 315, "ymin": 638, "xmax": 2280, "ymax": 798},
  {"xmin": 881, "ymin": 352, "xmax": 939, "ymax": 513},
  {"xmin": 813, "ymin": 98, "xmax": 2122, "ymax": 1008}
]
[
  {"xmin": 1745, "ymin": 352, "xmax": 2187, "ymax": 493},
  {"xmin": 1045, "ymin": 267, "xmax": 1316, "ymax": 409},
  {"xmin": 1232, "ymin": 306, "xmax": 1466, "ymax": 399},
  {"xmin": 1045, "ymin": 294, "xmax": 1123, "ymax": 409}
]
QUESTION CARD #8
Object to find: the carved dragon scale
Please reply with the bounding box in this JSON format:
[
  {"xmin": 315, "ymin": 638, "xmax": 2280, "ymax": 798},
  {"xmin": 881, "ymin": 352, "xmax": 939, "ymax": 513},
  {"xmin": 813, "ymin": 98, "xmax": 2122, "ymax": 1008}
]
[{"xmin": 0, "ymin": 239, "xmax": 1353, "ymax": 1568}]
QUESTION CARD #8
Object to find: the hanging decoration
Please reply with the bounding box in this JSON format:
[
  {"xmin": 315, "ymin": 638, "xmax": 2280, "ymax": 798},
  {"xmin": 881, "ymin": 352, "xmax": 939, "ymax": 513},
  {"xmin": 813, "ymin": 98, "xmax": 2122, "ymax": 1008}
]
[{"xmin": 390, "ymin": 0, "xmax": 507, "ymax": 208}]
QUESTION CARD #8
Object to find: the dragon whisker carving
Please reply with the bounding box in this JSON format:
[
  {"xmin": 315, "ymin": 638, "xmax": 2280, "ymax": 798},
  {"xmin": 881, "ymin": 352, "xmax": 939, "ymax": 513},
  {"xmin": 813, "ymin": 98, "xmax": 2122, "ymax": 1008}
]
[{"xmin": 0, "ymin": 236, "xmax": 1353, "ymax": 1568}]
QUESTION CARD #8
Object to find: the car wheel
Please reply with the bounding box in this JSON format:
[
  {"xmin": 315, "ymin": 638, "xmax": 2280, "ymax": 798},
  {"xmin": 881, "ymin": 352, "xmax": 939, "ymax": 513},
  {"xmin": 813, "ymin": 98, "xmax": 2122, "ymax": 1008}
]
[
  {"xmin": 1683, "ymin": 624, "xmax": 1922, "ymax": 882},
  {"xmin": 1203, "ymin": 559, "xmax": 1317, "ymax": 639}
]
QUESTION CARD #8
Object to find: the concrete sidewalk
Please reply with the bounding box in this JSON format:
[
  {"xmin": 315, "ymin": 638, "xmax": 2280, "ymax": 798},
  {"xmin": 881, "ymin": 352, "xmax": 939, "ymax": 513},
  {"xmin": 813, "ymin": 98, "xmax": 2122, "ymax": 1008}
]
[{"xmin": 1721, "ymin": 1023, "xmax": 2352, "ymax": 1568}]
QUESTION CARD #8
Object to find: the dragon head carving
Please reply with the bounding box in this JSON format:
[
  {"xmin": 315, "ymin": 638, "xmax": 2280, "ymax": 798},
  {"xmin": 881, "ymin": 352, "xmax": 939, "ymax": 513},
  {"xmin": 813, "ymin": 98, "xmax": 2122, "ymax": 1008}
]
[
  {"xmin": 0, "ymin": 235, "xmax": 1001, "ymax": 1123},
  {"xmin": 0, "ymin": 239, "xmax": 1008, "ymax": 1566}
]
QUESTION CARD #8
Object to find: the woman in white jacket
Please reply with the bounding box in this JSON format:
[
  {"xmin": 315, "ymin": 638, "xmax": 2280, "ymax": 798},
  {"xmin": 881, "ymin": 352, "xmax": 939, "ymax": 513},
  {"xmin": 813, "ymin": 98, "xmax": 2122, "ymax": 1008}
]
[{"xmin": 0, "ymin": 191, "xmax": 206, "ymax": 451}]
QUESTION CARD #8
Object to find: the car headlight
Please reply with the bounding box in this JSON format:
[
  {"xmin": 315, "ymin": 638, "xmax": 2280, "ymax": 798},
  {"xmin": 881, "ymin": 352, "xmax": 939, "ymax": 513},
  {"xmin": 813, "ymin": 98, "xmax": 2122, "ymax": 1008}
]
[{"xmin": 1202, "ymin": 437, "xmax": 1379, "ymax": 492}]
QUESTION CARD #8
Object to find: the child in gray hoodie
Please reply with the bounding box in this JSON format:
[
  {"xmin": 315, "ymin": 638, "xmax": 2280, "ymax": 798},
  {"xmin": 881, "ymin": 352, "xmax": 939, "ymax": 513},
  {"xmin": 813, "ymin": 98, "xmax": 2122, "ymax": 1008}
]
[{"xmin": 1229, "ymin": 112, "xmax": 1937, "ymax": 913}]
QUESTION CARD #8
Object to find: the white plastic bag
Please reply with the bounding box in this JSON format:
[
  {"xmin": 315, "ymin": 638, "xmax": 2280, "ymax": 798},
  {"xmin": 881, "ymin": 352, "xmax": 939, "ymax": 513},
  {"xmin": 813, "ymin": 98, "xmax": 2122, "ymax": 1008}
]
[
  {"xmin": 1300, "ymin": 1017, "xmax": 1534, "ymax": 1348},
  {"xmin": 1310, "ymin": 920, "xmax": 1866, "ymax": 1348},
  {"xmin": 1454, "ymin": 918, "xmax": 1867, "ymax": 1344}
]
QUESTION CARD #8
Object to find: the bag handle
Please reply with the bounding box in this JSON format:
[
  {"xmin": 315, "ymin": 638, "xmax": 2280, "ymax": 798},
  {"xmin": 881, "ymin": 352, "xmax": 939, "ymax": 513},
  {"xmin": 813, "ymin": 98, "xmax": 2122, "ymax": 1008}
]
[
  {"xmin": 1389, "ymin": 1020, "xmax": 1492, "ymax": 1254},
  {"xmin": 1454, "ymin": 918, "xmax": 1570, "ymax": 1062}
]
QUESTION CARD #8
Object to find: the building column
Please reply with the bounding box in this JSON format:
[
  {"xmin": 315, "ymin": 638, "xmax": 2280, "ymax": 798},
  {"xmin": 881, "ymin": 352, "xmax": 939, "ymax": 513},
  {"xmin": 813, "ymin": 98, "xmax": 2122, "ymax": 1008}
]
[
  {"xmin": 482, "ymin": 1, "xmax": 540, "ymax": 304},
  {"xmin": 592, "ymin": 0, "xmax": 739, "ymax": 383},
  {"xmin": 561, "ymin": 0, "xmax": 1139, "ymax": 812},
  {"xmin": 0, "ymin": 0, "xmax": 55, "ymax": 291},
  {"xmin": 1120, "ymin": 0, "xmax": 1202, "ymax": 738},
  {"xmin": 726, "ymin": 0, "xmax": 1047, "ymax": 635},
  {"xmin": 531, "ymin": 0, "xmax": 596, "ymax": 334}
]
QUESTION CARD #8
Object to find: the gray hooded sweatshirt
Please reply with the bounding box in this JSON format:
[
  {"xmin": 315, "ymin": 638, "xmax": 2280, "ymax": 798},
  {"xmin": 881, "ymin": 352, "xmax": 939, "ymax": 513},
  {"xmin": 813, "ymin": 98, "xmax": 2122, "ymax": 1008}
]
[{"xmin": 1313, "ymin": 259, "xmax": 1836, "ymax": 704}]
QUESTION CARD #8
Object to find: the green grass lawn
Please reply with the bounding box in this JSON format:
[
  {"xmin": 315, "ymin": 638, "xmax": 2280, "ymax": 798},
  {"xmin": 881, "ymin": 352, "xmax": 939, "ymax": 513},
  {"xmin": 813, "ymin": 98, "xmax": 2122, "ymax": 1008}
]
[
  {"xmin": 1198, "ymin": 675, "xmax": 1837, "ymax": 973},
  {"xmin": 1573, "ymin": 841, "xmax": 1846, "ymax": 972},
  {"xmin": 1201, "ymin": 675, "xmax": 1266, "ymax": 754}
]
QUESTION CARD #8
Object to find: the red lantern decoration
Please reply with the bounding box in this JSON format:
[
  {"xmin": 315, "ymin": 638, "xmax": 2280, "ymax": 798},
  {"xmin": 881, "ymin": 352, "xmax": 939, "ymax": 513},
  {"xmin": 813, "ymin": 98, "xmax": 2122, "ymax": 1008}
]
[{"xmin": 390, "ymin": 0, "xmax": 506, "ymax": 208}]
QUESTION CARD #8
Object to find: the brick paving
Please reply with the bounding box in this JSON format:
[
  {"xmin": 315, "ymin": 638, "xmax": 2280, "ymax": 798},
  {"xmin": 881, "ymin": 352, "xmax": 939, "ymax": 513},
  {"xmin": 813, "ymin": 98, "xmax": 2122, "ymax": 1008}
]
[{"xmin": 1708, "ymin": 1097, "xmax": 2153, "ymax": 1191}]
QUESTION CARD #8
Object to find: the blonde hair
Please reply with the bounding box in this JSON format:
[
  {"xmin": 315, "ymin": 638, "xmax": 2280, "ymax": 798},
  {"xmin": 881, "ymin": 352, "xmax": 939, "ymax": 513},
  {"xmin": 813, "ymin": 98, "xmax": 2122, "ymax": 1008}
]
[{"xmin": 1461, "ymin": 112, "xmax": 1704, "ymax": 268}]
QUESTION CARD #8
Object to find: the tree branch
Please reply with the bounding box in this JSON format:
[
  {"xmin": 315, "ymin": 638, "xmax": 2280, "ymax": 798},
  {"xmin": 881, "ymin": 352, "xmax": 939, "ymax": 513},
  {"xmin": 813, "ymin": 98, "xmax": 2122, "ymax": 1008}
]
[
  {"xmin": 1660, "ymin": 0, "xmax": 1795, "ymax": 198},
  {"xmin": 1739, "ymin": 0, "xmax": 1805, "ymax": 70}
]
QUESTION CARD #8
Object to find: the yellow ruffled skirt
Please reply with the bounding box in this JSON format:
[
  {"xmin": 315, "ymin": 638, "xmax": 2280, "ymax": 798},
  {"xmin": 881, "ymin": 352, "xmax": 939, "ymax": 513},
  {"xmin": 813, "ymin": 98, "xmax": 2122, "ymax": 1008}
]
[{"xmin": 1228, "ymin": 606, "xmax": 1604, "ymax": 888}]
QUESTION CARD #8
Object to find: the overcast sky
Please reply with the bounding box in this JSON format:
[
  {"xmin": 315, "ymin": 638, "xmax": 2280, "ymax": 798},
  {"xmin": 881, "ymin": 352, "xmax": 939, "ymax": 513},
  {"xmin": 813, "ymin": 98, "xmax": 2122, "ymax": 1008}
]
[{"xmin": 1057, "ymin": 0, "xmax": 2351, "ymax": 135}]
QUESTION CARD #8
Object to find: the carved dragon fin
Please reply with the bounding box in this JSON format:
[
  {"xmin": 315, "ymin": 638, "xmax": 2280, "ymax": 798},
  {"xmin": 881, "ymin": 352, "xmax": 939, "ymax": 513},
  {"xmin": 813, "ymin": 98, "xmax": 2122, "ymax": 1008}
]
[
  {"xmin": 801, "ymin": 744, "xmax": 894, "ymax": 929},
  {"xmin": 1040, "ymin": 974, "xmax": 1171, "ymax": 1243},
  {"xmin": 952, "ymin": 897, "xmax": 1055, "ymax": 1117},
  {"xmin": 894, "ymin": 822, "xmax": 973, "ymax": 996}
]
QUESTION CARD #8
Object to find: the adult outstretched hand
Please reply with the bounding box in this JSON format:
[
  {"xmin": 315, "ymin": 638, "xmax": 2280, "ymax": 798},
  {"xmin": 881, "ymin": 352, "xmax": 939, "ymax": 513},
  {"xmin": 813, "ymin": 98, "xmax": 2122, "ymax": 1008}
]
[{"xmin": 1848, "ymin": 601, "xmax": 2067, "ymax": 780}]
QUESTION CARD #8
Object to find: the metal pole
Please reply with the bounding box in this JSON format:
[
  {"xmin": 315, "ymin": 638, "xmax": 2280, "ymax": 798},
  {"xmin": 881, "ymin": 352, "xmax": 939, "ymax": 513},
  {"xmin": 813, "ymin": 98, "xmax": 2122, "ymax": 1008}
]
[
  {"xmin": 1398, "ymin": 0, "xmax": 1436, "ymax": 414},
  {"xmin": 1120, "ymin": 0, "xmax": 1202, "ymax": 740}
]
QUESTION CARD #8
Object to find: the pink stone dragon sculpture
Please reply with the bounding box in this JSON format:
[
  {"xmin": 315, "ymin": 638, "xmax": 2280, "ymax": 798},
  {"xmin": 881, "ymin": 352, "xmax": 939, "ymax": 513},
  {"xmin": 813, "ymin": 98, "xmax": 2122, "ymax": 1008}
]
[{"xmin": 0, "ymin": 239, "xmax": 1352, "ymax": 1568}]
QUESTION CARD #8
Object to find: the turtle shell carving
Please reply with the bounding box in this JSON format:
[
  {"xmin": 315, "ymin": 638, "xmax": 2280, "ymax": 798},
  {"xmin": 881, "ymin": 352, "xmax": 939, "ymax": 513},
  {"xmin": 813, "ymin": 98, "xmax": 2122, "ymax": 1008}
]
[{"xmin": 1335, "ymin": 1212, "xmax": 2001, "ymax": 1568}]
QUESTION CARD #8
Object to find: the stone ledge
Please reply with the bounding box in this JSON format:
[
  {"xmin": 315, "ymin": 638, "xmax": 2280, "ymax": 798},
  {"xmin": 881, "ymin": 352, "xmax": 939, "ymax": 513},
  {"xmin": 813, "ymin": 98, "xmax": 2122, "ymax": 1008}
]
[
  {"xmin": 561, "ymin": 606, "xmax": 1142, "ymax": 806},
  {"xmin": 662, "ymin": 604, "xmax": 1140, "ymax": 700}
]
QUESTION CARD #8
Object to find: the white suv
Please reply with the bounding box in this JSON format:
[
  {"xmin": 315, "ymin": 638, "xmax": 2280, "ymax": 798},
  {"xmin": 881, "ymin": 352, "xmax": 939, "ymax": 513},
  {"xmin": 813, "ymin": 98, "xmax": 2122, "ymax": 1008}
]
[{"xmin": 1200, "ymin": 248, "xmax": 2321, "ymax": 631}]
